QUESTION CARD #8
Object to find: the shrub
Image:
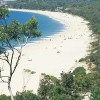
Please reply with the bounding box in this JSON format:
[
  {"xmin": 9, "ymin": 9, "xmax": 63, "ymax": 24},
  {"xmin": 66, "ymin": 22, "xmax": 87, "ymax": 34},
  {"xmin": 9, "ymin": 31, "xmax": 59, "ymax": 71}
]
[
  {"xmin": 73, "ymin": 67, "xmax": 86, "ymax": 75},
  {"xmin": 91, "ymin": 87, "xmax": 100, "ymax": 100},
  {"xmin": 15, "ymin": 91, "xmax": 40, "ymax": 100},
  {"xmin": 0, "ymin": 94, "xmax": 10, "ymax": 100}
]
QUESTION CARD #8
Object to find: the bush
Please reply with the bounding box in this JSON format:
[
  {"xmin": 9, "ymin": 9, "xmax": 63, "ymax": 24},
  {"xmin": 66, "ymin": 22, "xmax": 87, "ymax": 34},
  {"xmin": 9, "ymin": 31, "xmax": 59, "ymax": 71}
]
[
  {"xmin": 91, "ymin": 87, "xmax": 100, "ymax": 100},
  {"xmin": 15, "ymin": 91, "xmax": 40, "ymax": 100},
  {"xmin": 73, "ymin": 67, "xmax": 86, "ymax": 75},
  {"xmin": 0, "ymin": 94, "xmax": 10, "ymax": 100}
]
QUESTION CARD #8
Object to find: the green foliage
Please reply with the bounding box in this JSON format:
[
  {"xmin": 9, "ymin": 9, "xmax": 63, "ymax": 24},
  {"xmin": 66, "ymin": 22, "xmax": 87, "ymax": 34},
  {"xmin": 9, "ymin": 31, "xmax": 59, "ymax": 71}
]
[
  {"xmin": 38, "ymin": 73, "xmax": 60, "ymax": 100},
  {"xmin": 0, "ymin": 91, "xmax": 40, "ymax": 100},
  {"xmin": 15, "ymin": 91, "xmax": 40, "ymax": 100},
  {"xmin": 73, "ymin": 75, "xmax": 91, "ymax": 92},
  {"xmin": 0, "ymin": 6, "xmax": 9, "ymax": 20},
  {"xmin": 91, "ymin": 87, "xmax": 100, "ymax": 100},
  {"xmin": 38, "ymin": 72, "xmax": 83, "ymax": 100},
  {"xmin": 7, "ymin": 0, "xmax": 99, "ymax": 10},
  {"xmin": 73, "ymin": 67, "xmax": 86, "ymax": 75},
  {"xmin": 61, "ymin": 72, "xmax": 74, "ymax": 88},
  {"xmin": 0, "ymin": 69, "xmax": 100, "ymax": 100},
  {"xmin": 0, "ymin": 6, "xmax": 41, "ymax": 53},
  {"xmin": 37, "ymin": 70, "xmax": 100, "ymax": 99},
  {"xmin": 48, "ymin": 86, "xmax": 67, "ymax": 100},
  {"xmin": 0, "ymin": 94, "xmax": 10, "ymax": 100},
  {"xmin": 7, "ymin": 20, "xmax": 22, "ymax": 40},
  {"xmin": 23, "ymin": 17, "xmax": 41, "ymax": 37},
  {"xmin": 86, "ymin": 72, "xmax": 100, "ymax": 90}
]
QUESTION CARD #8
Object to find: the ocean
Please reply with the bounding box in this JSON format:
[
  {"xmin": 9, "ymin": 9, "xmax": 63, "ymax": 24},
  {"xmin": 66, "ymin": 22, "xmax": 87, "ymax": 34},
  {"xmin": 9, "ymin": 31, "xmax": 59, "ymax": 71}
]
[{"xmin": 6, "ymin": 11, "xmax": 65, "ymax": 38}]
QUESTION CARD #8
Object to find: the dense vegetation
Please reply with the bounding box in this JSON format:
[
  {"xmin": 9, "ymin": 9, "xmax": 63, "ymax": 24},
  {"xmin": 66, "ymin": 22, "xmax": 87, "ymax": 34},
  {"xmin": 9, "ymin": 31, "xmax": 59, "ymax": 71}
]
[
  {"xmin": 0, "ymin": 0, "xmax": 100, "ymax": 99},
  {"xmin": 0, "ymin": 67, "xmax": 100, "ymax": 100},
  {"xmin": 7, "ymin": 0, "xmax": 100, "ymax": 10}
]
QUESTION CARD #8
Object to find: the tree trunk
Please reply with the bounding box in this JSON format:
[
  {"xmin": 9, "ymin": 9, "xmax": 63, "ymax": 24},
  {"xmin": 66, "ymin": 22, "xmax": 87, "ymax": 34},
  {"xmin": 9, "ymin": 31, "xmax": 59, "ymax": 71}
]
[{"xmin": 8, "ymin": 82, "xmax": 14, "ymax": 100}]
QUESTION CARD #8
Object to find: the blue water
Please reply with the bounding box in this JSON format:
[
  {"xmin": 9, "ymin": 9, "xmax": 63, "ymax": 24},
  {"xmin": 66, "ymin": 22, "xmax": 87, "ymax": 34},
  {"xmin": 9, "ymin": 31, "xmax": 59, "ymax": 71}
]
[{"xmin": 6, "ymin": 11, "xmax": 65, "ymax": 38}]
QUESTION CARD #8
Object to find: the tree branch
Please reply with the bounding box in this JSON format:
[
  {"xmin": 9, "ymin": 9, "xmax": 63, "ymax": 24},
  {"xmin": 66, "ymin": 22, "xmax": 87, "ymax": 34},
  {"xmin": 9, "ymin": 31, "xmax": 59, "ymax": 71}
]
[
  {"xmin": 0, "ymin": 57, "xmax": 7, "ymax": 61},
  {"xmin": 0, "ymin": 79, "xmax": 8, "ymax": 83},
  {"xmin": 0, "ymin": 52, "xmax": 11, "ymax": 69},
  {"xmin": 10, "ymin": 49, "xmax": 14, "ymax": 74},
  {"xmin": 4, "ymin": 52, "xmax": 10, "ymax": 66},
  {"xmin": 5, "ymin": 39, "xmax": 14, "ymax": 78},
  {"xmin": 6, "ymin": 38, "xmax": 13, "ymax": 51},
  {"xmin": 12, "ymin": 48, "xmax": 22, "ymax": 76},
  {"xmin": 0, "ymin": 76, "xmax": 9, "ymax": 83}
]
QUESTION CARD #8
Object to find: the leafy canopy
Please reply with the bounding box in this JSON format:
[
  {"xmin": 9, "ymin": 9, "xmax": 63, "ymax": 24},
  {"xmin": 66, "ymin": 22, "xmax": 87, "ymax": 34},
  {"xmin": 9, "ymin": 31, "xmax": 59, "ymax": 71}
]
[{"xmin": 0, "ymin": 6, "xmax": 41, "ymax": 53}]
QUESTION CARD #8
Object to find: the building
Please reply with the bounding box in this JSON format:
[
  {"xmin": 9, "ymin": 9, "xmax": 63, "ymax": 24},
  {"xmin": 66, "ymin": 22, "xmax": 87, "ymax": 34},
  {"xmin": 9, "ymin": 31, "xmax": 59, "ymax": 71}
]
[
  {"xmin": 55, "ymin": 7, "xmax": 63, "ymax": 12},
  {"xmin": 0, "ymin": 0, "xmax": 6, "ymax": 6},
  {"xmin": 3, "ymin": 0, "xmax": 17, "ymax": 1},
  {"xmin": 0, "ymin": 0, "xmax": 17, "ymax": 6}
]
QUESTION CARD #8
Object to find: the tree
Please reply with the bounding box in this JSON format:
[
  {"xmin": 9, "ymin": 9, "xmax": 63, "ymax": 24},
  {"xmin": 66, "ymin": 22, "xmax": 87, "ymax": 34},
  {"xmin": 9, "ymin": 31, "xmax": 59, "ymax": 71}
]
[
  {"xmin": 15, "ymin": 90, "xmax": 40, "ymax": 100},
  {"xmin": 72, "ymin": 67, "xmax": 86, "ymax": 76},
  {"xmin": 0, "ymin": 6, "xmax": 41, "ymax": 100},
  {"xmin": 38, "ymin": 73, "xmax": 60, "ymax": 100},
  {"xmin": 0, "ymin": 94, "xmax": 10, "ymax": 100},
  {"xmin": 60, "ymin": 71, "xmax": 74, "ymax": 88},
  {"xmin": 91, "ymin": 87, "xmax": 100, "ymax": 100}
]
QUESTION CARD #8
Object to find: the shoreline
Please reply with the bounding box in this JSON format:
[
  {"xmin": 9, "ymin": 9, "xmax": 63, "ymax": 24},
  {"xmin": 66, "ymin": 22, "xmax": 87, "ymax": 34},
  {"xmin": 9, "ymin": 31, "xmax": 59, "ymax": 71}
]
[{"xmin": 0, "ymin": 9, "xmax": 92, "ymax": 95}]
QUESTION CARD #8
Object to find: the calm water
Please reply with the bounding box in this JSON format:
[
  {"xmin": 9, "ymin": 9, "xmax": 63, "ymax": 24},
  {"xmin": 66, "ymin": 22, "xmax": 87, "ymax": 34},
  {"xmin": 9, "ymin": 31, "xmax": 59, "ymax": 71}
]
[{"xmin": 6, "ymin": 11, "xmax": 65, "ymax": 38}]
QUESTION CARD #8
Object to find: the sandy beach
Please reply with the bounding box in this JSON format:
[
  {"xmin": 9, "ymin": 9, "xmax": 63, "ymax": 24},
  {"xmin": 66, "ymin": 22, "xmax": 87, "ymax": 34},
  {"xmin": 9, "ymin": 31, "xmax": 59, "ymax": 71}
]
[{"xmin": 0, "ymin": 9, "xmax": 92, "ymax": 95}]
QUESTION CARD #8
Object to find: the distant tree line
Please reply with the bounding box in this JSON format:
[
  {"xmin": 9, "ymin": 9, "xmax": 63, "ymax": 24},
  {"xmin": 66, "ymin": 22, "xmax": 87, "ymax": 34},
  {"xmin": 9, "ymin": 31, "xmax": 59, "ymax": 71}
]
[{"xmin": 7, "ymin": 0, "xmax": 99, "ymax": 10}]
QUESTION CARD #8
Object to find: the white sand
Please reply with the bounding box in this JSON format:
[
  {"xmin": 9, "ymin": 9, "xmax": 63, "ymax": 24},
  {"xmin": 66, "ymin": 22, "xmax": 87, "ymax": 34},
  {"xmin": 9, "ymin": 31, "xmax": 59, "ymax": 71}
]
[{"xmin": 0, "ymin": 9, "xmax": 92, "ymax": 95}]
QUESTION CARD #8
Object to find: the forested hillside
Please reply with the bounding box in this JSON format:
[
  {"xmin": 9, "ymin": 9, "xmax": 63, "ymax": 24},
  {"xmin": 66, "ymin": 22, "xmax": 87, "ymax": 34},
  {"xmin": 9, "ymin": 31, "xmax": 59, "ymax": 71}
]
[{"xmin": 7, "ymin": 0, "xmax": 100, "ymax": 10}]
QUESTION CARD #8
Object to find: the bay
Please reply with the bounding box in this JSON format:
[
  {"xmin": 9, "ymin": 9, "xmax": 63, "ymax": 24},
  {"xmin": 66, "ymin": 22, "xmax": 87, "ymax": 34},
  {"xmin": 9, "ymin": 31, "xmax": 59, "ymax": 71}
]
[{"xmin": 6, "ymin": 11, "xmax": 65, "ymax": 38}]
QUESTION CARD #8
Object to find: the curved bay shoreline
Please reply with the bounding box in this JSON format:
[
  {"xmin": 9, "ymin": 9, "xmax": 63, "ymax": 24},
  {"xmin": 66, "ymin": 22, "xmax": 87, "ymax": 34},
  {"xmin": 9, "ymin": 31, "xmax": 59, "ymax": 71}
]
[{"xmin": 0, "ymin": 9, "xmax": 92, "ymax": 95}]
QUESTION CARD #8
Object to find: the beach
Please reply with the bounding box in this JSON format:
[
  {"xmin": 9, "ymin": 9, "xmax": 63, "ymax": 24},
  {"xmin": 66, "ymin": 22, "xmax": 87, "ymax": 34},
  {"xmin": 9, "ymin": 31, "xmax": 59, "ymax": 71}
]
[{"xmin": 0, "ymin": 9, "xmax": 92, "ymax": 95}]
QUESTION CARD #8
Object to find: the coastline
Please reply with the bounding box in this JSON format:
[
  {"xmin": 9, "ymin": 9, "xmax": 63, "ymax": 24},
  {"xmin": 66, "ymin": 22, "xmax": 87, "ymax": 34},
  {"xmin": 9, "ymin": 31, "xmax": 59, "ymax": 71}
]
[{"xmin": 0, "ymin": 9, "xmax": 92, "ymax": 95}]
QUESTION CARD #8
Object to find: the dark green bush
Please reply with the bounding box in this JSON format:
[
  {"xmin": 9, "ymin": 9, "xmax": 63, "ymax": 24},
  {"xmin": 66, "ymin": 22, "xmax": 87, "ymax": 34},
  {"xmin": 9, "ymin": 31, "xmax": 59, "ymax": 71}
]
[
  {"xmin": 15, "ymin": 91, "xmax": 40, "ymax": 100},
  {"xmin": 0, "ymin": 94, "xmax": 10, "ymax": 100},
  {"xmin": 73, "ymin": 67, "xmax": 86, "ymax": 75},
  {"xmin": 91, "ymin": 87, "xmax": 100, "ymax": 100}
]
